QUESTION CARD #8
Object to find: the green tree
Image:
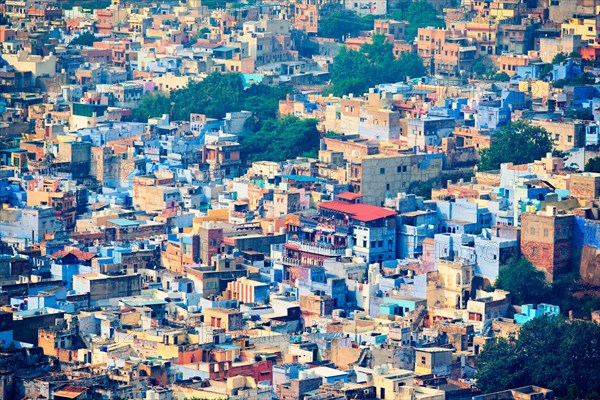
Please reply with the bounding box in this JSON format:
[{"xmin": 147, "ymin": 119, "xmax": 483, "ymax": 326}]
[
  {"xmin": 330, "ymin": 34, "xmax": 426, "ymax": 96},
  {"xmin": 70, "ymin": 31, "xmax": 101, "ymax": 46},
  {"xmin": 540, "ymin": 63, "xmax": 553, "ymax": 76},
  {"xmin": 494, "ymin": 257, "xmax": 550, "ymax": 305},
  {"xmin": 478, "ymin": 121, "xmax": 553, "ymax": 171},
  {"xmin": 565, "ymin": 107, "xmax": 593, "ymax": 120},
  {"xmin": 398, "ymin": 0, "xmax": 445, "ymax": 41},
  {"xmin": 472, "ymin": 61, "xmax": 490, "ymax": 78},
  {"xmin": 170, "ymin": 72, "xmax": 245, "ymax": 120},
  {"xmin": 133, "ymin": 92, "xmax": 171, "ymax": 122},
  {"xmin": 318, "ymin": 10, "xmax": 373, "ymax": 40},
  {"xmin": 241, "ymin": 83, "xmax": 293, "ymax": 131},
  {"xmin": 60, "ymin": 0, "xmax": 110, "ymax": 10},
  {"xmin": 491, "ymin": 71, "xmax": 510, "ymax": 81},
  {"xmin": 239, "ymin": 116, "xmax": 320, "ymax": 163},
  {"xmin": 585, "ymin": 157, "xmax": 600, "ymax": 173},
  {"xmin": 193, "ymin": 27, "xmax": 211, "ymax": 41},
  {"xmin": 476, "ymin": 317, "xmax": 600, "ymax": 397},
  {"xmin": 476, "ymin": 338, "xmax": 527, "ymax": 393},
  {"xmin": 552, "ymin": 52, "xmax": 568, "ymax": 64},
  {"xmin": 553, "ymin": 72, "xmax": 595, "ymax": 88}
]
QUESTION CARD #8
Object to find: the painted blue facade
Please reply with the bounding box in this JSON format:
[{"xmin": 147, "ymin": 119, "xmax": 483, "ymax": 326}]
[
  {"xmin": 475, "ymin": 102, "xmax": 510, "ymax": 130},
  {"xmin": 516, "ymin": 65, "xmax": 540, "ymax": 79},
  {"xmin": 436, "ymin": 199, "xmax": 492, "ymax": 234},
  {"xmin": 574, "ymin": 214, "xmax": 600, "ymax": 250},
  {"xmin": 552, "ymin": 58, "xmax": 582, "ymax": 81},
  {"xmin": 514, "ymin": 303, "xmax": 560, "ymax": 325},
  {"xmin": 380, "ymin": 297, "xmax": 424, "ymax": 317},
  {"xmin": 51, "ymin": 263, "xmax": 92, "ymax": 290}
]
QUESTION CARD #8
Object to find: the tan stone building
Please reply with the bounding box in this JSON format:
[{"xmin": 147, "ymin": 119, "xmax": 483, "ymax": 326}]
[
  {"xmin": 521, "ymin": 207, "xmax": 574, "ymax": 282},
  {"xmin": 568, "ymin": 172, "xmax": 600, "ymax": 200},
  {"xmin": 348, "ymin": 153, "xmax": 444, "ymax": 206}
]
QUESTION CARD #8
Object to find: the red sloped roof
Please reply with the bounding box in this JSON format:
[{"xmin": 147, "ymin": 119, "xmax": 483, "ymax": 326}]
[
  {"xmin": 336, "ymin": 192, "xmax": 363, "ymax": 201},
  {"xmin": 318, "ymin": 200, "xmax": 397, "ymax": 222},
  {"xmin": 51, "ymin": 249, "xmax": 97, "ymax": 261}
]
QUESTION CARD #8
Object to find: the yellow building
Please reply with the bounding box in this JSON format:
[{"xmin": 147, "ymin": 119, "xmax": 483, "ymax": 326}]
[
  {"xmin": 1, "ymin": 50, "xmax": 57, "ymax": 79},
  {"xmin": 428, "ymin": 258, "xmax": 473, "ymax": 311},
  {"xmin": 561, "ymin": 16, "xmax": 600, "ymax": 45},
  {"xmin": 414, "ymin": 347, "xmax": 453, "ymax": 376}
]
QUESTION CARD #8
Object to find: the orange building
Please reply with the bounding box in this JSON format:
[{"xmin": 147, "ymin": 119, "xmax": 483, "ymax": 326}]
[
  {"xmin": 497, "ymin": 54, "xmax": 529, "ymax": 76},
  {"xmin": 27, "ymin": 178, "xmax": 78, "ymax": 230},
  {"xmin": 294, "ymin": 4, "xmax": 318, "ymax": 34},
  {"xmin": 416, "ymin": 27, "xmax": 477, "ymax": 76}
]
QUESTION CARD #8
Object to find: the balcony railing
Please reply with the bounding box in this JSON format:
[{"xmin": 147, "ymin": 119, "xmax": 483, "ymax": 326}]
[
  {"xmin": 287, "ymin": 238, "xmax": 347, "ymax": 256},
  {"xmin": 282, "ymin": 257, "xmax": 301, "ymax": 266}
]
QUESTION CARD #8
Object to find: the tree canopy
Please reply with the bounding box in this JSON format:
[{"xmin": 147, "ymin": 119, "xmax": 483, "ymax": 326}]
[
  {"xmin": 478, "ymin": 121, "xmax": 553, "ymax": 171},
  {"xmin": 239, "ymin": 116, "xmax": 320, "ymax": 163},
  {"xmin": 553, "ymin": 72, "xmax": 595, "ymax": 88},
  {"xmin": 329, "ymin": 34, "xmax": 426, "ymax": 96},
  {"xmin": 70, "ymin": 32, "xmax": 101, "ymax": 47},
  {"xmin": 241, "ymin": 83, "xmax": 293, "ymax": 131},
  {"xmin": 390, "ymin": 0, "xmax": 445, "ymax": 41},
  {"xmin": 318, "ymin": 10, "xmax": 374, "ymax": 40},
  {"xmin": 132, "ymin": 73, "xmax": 291, "ymax": 132},
  {"xmin": 476, "ymin": 317, "xmax": 600, "ymax": 398},
  {"xmin": 133, "ymin": 92, "xmax": 172, "ymax": 122},
  {"xmin": 585, "ymin": 157, "xmax": 600, "ymax": 173},
  {"xmin": 494, "ymin": 257, "xmax": 550, "ymax": 305},
  {"xmin": 493, "ymin": 256, "xmax": 600, "ymax": 320},
  {"xmin": 491, "ymin": 71, "xmax": 510, "ymax": 82},
  {"xmin": 171, "ymin": 72, "xmax": 245, "ymax": 120},
  {"xmin": 472, "ymin": 61, "xmax": 495, "ymax": 79}
]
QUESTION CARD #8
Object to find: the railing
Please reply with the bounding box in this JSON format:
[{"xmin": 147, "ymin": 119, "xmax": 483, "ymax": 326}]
[
  {"xmin": 282, "ymin": 257, "xmax": 301, "ymax": 266},
  {"xmin": 287, "ymin": 239, "xmax": 346, "ymax": 256}
]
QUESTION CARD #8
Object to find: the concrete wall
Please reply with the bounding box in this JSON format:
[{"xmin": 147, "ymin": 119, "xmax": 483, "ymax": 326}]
[
  {"xmin": 13, "ymin": 311, "xmax": 65, "ymax": 345},
  {"xmin": 360, "ymin": 154, "xmax": 443, "ymax": 206}
]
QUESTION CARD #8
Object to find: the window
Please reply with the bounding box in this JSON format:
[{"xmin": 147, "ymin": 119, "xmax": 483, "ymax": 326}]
[
  {"xmin": 380, "ymin": 168, "xmax": 385, "ymax": 174},
  {"xmin": 532, "ymin": 247, "xmax": 538, "ymax": 256},
  {"xmin": 543, "ymin": 229, "xmax": 548, "ymax": 237}
]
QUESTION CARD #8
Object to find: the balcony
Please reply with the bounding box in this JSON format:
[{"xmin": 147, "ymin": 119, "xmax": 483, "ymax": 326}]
[
  {"xmin": 298, "ymin": 214, "xmax": 353, "ymax": 234},
  {"xmin": 282, "ymin": 256, "xmax": 301, "ymax": 266},
  {"xmin": 287, "ymin": 238, "xmax": 347, "ymax": 256}
]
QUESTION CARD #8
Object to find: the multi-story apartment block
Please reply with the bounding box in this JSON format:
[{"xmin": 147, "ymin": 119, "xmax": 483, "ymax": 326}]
[
  {"xmin": 26, "ymin": 178, "xmax": 82, "ymax": 230},
  {"xmin": 521, "ymin": 207, "xmax": 574, "ymax": 282},
  {"xmin": 347, "ymin": 152, "xmax": 444, "ymax": 206},
  {"xmin": 294, "ymin": 3, "xmax": 318, "ymax": 34},
  {"xmin": 374, "ymin": 19, "xmax": 408, "ymax": 41},
  {"xmin": 416, "ymin": 28, "xmax": 477, "ymax": 76},
  {"xmin": 284, "ymin": 197, "xmax": 397, "ymax": 271},
  {"xmin": 405, "ymin": 117, "xmax": 455, "ymax": 149},
  {"xmin": 561, "ymin": 15, "xmax": 600, "ymax": 45}
]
